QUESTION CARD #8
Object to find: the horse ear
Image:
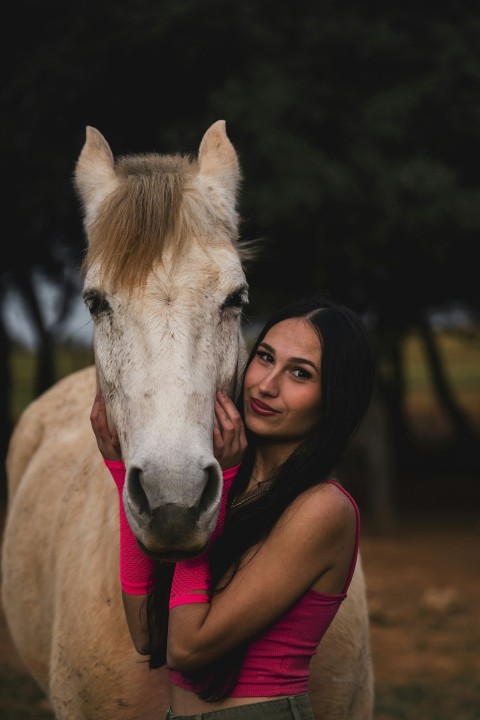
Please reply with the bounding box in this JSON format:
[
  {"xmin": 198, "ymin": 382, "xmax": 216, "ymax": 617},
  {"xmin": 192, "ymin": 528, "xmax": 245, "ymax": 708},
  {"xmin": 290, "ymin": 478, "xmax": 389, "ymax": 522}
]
[
  {"xmin": 74, "ymin": 126, "xmax": 118, "ymax": 230},
  {"xmin": 197, "ymin": 120, "xmax": 241, "ymax": 205}
]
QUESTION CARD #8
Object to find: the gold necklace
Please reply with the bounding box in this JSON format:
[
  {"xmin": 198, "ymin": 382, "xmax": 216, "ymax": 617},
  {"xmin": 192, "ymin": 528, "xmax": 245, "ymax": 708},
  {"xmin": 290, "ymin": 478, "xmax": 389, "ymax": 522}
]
[{"xmin": 229, "ymin": 480, "xmax": 272, "ymax": 511}]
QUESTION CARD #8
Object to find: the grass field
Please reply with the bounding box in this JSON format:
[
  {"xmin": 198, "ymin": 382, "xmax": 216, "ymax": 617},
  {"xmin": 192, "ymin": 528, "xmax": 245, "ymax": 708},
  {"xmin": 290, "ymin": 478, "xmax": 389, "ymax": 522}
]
[{"xmin": 9, "ymin": 344, "xmax": 94, "ymax": 424}]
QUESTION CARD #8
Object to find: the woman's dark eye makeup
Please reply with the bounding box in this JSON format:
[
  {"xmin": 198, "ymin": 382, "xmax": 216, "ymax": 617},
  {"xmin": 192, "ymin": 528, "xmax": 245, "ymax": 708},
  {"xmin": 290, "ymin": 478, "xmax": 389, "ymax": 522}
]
[
  {"xmin": 257, "ymin": 350, "xmax": 273, "ymax": 362},
  {"xmin": 257, "ymin": 348, "xmax": 313, "ymax": 379},
  {"xmin": 292, "ymin": 368, "xmax": 312, "ymax": 379}
]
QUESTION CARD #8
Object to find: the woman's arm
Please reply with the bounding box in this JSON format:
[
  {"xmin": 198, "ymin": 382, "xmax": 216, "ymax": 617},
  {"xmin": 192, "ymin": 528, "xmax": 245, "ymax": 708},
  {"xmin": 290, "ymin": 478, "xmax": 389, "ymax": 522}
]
[
  {"xmin": 167, "ymin": 482, "xmax": 357, "ymax": 671},
  {"xmin": 90, "ymin": 390, "xmax": 247, "ymax": 655},
  {"xmin": 91, "ymin": 392, "xmax": 154, "ymax": 653},
  {"xmin": 104, "ymin": 457, "xmax": 154, "ymax": 653}
]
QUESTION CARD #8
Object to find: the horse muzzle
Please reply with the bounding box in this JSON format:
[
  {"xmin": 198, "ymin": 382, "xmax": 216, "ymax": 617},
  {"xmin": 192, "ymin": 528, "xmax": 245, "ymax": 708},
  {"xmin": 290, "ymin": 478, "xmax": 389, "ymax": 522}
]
[{"xmin": 123, "ymin": 462, "xmax": 222, "ymax": 555}]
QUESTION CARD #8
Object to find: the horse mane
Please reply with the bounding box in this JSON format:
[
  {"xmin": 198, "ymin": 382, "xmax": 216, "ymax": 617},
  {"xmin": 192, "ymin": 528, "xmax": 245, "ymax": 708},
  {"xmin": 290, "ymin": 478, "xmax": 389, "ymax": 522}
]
[{"xmin": 81, "ymin": 152, "xmax": 244, "ymax": 292}]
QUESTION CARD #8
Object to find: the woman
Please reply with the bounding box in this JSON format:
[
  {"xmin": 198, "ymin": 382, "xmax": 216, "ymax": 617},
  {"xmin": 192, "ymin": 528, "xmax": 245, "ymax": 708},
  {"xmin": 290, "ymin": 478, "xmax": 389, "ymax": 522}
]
[{"xmin": 90, "ymin": 295, "xmax": 375, "ymax": 720}]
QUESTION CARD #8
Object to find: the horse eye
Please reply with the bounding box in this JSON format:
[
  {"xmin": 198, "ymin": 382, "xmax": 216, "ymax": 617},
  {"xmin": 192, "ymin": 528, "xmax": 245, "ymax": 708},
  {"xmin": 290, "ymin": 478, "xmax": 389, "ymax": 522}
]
[
  {"xmin": 222, "ymin": 288, "xmax": 248, "ymax": 311},
  {"xmin": 83, "ymin": 290, "xmax": 111, "ymax": 318}
]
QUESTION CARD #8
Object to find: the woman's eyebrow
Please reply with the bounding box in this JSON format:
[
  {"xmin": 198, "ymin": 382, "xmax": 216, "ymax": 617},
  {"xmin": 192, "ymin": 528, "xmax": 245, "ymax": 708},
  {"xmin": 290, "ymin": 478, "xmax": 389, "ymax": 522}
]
[{"xmin": 259, "ymin": 342, "xmax": 319, "ymax": 372}]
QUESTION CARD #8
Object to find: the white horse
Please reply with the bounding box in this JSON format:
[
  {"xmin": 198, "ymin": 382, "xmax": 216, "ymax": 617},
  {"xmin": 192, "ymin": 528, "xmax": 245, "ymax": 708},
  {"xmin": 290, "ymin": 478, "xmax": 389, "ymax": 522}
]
[{"xmin": 1, "ymin": 121, "xmax": 374, "ymax": 719}]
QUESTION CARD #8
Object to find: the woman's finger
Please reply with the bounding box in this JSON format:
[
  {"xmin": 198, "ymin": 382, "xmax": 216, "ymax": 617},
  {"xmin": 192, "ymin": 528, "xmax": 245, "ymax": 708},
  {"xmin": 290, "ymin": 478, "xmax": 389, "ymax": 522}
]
[
  {"xmin": 215, "ymin": 391, "xmax": 240, "ymax": 419},
  {"xmin": 238, "ymin": 421, "xmax": 248, "ymax": 451},
  {"xmin": 90, "ymin": 393, "xmax": 103, "ymax": 436},
  {"xmin": 213, "ymin": 392, "xmax": 247, "ymax": 468},
  {"xmin": 213, "ymin": 424, "xmax": 225, "ymax": 464},
  {"xmin": 213, "ymin": 423, "xmax": 224, "ymax": 449},
  {"xmin": 215, "ymin": 399, "xmax": 234, "ymax": 431},
  {"xmin": 92, "ymin": 394, "xmax": 110, "ymax": 438},
  {"xmin": 90, "ymin": 391, "xmax": 123, "ymax": 460},
  {"xmin": 110, "ymin": 425, "xmax": 122, "ymax": 456}
]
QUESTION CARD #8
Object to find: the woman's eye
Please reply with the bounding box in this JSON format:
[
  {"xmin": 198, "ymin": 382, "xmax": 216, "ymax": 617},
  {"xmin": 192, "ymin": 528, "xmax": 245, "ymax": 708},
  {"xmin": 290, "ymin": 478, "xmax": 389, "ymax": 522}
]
[
  {"xmin": 292, "ymin": 367, "xmax": 312, "ymax": 380},
  {"xmin": 257, "ymin": 350, "xmax": 273, "ymax": 363}
]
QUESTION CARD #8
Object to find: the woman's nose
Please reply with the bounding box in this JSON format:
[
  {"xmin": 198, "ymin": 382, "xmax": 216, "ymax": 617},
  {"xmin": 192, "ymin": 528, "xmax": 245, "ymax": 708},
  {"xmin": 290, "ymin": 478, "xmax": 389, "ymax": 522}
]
[{"xmin": 258, "ymin": 370, "xmax": 280, "ymax": 397}]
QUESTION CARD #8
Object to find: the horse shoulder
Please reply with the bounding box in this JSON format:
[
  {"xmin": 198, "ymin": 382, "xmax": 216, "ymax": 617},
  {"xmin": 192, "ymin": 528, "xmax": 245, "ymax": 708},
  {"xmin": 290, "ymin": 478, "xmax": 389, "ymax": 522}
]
[
  {"xmin": 309, "ymin": 554, "xmax": 374, "ymax": 719},
  {"xmin": 6, "ymin": 366, "xmax": 97, "ymax": 500}
]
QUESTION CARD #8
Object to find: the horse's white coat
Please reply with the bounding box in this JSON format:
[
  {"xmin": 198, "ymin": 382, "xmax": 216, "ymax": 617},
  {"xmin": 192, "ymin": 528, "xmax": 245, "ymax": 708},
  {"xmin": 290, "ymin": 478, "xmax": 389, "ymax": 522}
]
[
  {"xmin": 1, "ymin": 122, "xmax": 374, "ymax": 718},
  {"xmin": 86, "ymin": 240, "xmax": 248, "ymax": 554}
]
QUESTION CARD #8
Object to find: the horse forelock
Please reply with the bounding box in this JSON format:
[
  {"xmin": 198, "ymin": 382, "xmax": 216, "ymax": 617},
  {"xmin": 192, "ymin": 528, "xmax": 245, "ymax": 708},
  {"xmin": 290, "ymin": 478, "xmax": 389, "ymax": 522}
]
[{"xmin": 82, "ymin": 152, "xmax": 240, "ymax": 293}]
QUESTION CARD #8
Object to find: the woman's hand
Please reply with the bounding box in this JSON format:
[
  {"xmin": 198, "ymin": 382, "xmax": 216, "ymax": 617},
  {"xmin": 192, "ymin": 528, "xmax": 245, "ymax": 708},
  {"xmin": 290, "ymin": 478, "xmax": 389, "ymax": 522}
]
[
  {"xmin": 90, "ymin": 391, "xmax": 123, "ymax": 461},
  {"xmin": 213, "ymin": 391, "xmax": 247, "ymax": 470}
]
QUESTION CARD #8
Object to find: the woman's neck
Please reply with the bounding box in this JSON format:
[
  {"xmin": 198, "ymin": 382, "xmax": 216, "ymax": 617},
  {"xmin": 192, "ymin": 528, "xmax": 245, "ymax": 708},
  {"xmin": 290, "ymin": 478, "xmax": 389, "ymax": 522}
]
[{"xmin": 250, "ymin": 441, "xmax": 299, "ymax": 486}]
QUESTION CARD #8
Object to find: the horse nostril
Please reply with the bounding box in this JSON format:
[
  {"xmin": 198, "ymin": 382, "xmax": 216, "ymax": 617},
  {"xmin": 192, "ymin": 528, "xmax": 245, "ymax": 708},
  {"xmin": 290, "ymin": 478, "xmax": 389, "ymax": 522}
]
[
  {"xmin": 197, "ymin": 466, "xmax": 221, "ymax": 520},
  {"xmin": 128, "ymin": 467, "xmax": 152, "ymax": 517}
]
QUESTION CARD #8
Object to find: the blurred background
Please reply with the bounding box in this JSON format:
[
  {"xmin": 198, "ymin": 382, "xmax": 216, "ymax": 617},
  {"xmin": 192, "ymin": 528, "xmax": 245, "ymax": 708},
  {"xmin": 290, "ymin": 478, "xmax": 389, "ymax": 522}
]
[{"xmin": 1, "ymin": 1, "xmax": 479, "ymax": 718}]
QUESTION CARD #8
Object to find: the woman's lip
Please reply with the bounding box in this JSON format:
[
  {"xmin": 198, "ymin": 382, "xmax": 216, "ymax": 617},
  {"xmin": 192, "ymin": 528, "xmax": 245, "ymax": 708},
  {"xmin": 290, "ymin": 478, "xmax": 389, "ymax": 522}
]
[{"xmin": 249, "ymin": 397, "xmax": 279, "ymax": 415}]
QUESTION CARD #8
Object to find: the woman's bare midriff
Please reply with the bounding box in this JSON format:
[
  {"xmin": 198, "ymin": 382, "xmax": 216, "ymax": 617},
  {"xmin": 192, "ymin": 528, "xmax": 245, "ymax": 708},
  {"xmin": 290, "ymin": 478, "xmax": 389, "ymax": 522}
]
[{"xmin": 171, "ymin": 685, "xmax": 288, "ymax": 714}]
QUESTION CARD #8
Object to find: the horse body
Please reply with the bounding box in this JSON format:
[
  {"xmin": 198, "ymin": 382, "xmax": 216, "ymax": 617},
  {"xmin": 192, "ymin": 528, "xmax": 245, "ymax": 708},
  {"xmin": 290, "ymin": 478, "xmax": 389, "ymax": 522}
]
[
  {"xmin": 1, "ymin": 122, "xmax": 374, "ymax": 719},
  {"xmin": 4, "ymin": 366, "xmax": 169, "ymax": 718}
]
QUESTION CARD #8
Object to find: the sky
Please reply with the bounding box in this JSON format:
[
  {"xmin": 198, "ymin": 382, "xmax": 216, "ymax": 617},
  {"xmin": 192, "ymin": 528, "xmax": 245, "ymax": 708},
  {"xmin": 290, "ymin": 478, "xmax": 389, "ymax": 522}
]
[{"xmin": 4, "ymin": 280, "xmax": 93, "ymax": 349}]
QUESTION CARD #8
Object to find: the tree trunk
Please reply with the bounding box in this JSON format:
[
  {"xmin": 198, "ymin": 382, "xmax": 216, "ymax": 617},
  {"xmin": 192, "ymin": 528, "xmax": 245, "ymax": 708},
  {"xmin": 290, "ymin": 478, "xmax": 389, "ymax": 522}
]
[
  {"xmin": 418, "ymin": 317, "xmax": 476, "ymax": 440},
  {"xmin": 0, "ymin": 314, "xmax": 11, "ymax": 503},
  {"xmin": 15, "ymin": 273, "xmax": 56, "ymax": 395},
  {"xmin": 376, "ymin": 329, "xmax": 412, "ymax": 470},
  {"xmin": 358, "ymin": 391, "xmax": 397, "ymax": 533}
]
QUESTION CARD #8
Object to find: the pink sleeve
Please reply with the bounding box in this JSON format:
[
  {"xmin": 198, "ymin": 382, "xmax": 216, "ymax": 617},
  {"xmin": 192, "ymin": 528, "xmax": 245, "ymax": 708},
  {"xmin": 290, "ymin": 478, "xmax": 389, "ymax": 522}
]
[
  {"xmin": 104, "ymin": 459, "xmax": 155, "ymax": 595},
  {"xmin": 169, "ymin": 464, "xmax": 240, "ymax": 610}
]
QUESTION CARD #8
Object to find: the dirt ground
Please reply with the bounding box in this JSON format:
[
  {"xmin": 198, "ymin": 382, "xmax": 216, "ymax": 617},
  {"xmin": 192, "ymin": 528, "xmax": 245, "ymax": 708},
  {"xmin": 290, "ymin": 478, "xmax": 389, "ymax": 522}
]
[{"xmin": 1, "ymin": 508, "xmax": 479, "ymax": 720}]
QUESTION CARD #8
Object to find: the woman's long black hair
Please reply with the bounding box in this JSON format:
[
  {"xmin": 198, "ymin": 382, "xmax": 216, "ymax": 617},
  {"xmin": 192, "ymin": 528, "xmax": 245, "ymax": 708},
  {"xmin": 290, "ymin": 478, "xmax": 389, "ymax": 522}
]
[{"xmin": 146, "ymin": 296, "xmax": 375, "ymax": 700}]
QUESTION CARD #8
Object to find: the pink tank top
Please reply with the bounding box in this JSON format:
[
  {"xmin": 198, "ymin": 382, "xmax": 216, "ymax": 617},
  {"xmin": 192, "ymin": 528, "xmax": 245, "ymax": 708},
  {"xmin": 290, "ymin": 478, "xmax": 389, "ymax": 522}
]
[{"xmin": 169, "ymin": 480, "xmax": 360, "ymax": 697}]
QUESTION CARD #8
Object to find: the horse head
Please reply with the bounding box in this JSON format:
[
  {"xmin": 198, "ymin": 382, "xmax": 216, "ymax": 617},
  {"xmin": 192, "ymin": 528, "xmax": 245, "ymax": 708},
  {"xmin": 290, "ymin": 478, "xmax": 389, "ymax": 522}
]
[{"xmin": 75, "ymin": 121, "xmax": 248, "ymax": 559}]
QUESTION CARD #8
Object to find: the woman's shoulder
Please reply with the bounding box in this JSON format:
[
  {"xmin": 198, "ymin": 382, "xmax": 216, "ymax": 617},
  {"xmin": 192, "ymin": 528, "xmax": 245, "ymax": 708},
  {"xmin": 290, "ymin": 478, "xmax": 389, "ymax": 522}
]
[
  {"xmin": 287, "ymin": 478, "xmax": 356, "ymax": 517},
  {"xmin": 278, "ymin": 480, "xmax": 357, "ymax": 548}
]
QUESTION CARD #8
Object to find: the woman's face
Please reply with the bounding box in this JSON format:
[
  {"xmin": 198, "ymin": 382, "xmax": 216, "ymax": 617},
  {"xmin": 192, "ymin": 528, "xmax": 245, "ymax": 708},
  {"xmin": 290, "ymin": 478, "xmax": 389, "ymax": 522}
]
[{"xmin": 243, "ymin": 318, "xmax": 322, "ymax": 448}]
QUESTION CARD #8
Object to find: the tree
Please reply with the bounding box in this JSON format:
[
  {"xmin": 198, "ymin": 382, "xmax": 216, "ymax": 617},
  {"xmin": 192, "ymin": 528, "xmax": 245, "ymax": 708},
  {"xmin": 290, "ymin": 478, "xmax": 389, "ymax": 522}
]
[{"xmin": 2, "ymin": 0, "xmax": 479, "ymax": 511}]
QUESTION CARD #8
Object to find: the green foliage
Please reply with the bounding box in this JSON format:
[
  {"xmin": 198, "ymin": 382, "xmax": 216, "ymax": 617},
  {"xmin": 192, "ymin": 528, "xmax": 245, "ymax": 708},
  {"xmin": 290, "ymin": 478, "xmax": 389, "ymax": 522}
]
[
  {"xmin": 3, "ymin": 1, "xmax": 480, "ymax": 323},
  {"xmin": 3, "ymin": 0, "xmax": 479, "ymax": 473}
]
